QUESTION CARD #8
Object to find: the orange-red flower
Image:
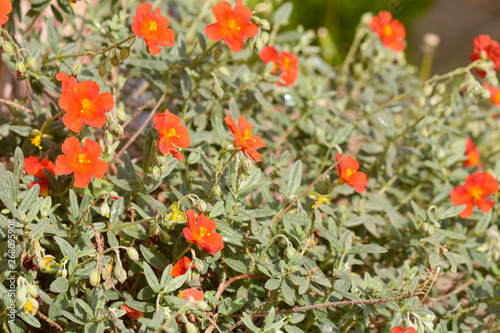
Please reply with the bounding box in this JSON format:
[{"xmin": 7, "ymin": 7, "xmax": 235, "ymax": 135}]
[
  {"xmin": 121, "ymin": 304, "xmax": 143, "ymax": 320},
  {"xmin": 470, "ymin": 35, "xmax": 500, "ymax": 77},
  {"xmin": 55, "ymin": 137, "xmax": 108, "ymax": 188},
  {"xmin": 335, "ymin": 154, "xmax": 368, "ymax": 193},
  {"xmin": 132, "ymin": 3, "xmax": 175, "ymax": 56},
  {"xmin": 259, "ymin": 46, "xmax": 299, "ymax": 86},
  {"xmin": 450, "ymin": 171, "xmax": 499, "ymax": 219},
  {"xmin": 170, "ymin": 256, "xmax": 192, "ymax": 277},
  {"xmin": 0, "ymin": 0, "xmax": 12, "ymax": 26},
  {"xmin": 178, "ymin": 288, "xmax": 204, "ymax": 301},
  {"xmin": 463, "ymin": 138, "xmax": 480, "ymax": 167},
  {"xmin": 224, "ymin": 116, "xmax": 265, "ymax": 162},
  {"xmin": 56, "ymin": 72, "xmax": 78, "ymax": 93},
  {"xmin": 391, "ymin": 328, "xmax": 417, "ymax": 333},
  {"xmin": 183, "ymin": 210, "xmax": 224, "ymax": 255},
  {"xmin": 58, "ymin": 79, "xmax": 114, "ymax": 133},
  {"xmin": 204, "ymin": 1, "xmax": 258, "ymax": 53},
  {"xmin": 153, "ymin": 109, "xmax": 190, "ymax": 162},
  {"xmin": 484, "ymin": 82, "xmax": 500, "ymax": 105},
  {"xmin": 368, "ymin": 11, "xmax": 406, "ymax": 52},
  {"xmin": 24, "ymin": 156, "xmax": 56, "ymax": 197}
]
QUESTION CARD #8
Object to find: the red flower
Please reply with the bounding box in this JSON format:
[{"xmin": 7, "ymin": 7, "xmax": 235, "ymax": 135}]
[
  {"xmin": 121, "ymin": 304, "xmax": 143, "ymax": 320},
  {"xmin": 183, "ymin": 210, "xmax": 224, "ymax": 255},
  {"xmin": 0, "ymin": 0, "xmax": 12, "ymax": 26},
  {"xmin": 259, "ymin": 46, "xmax": 299, "ymax": 86},
  {"xmin": 24, "ymin": 156, "xmax": 56, "ymax": 196},
  {"xmin": 450, "ymin": 171, "xmax": 499, "ymax": 219},
  {"xmin": 178, "ymin": 288, "xmax": 204, "ymax": 301},
  {"xmin": 153, "ymin": 109, "xmax": 190, "ymax": 162},
  {"xmin": 484, "ymin": 82, "xmax": 500, "ymax": 105},
  {"xmin": 463, "ymin": 138, "xmax": 480, "ymax": 167},
  {"xmin": 470, "ymin": 35, "xmax": 500, "ymax": 77},
  {"xmin": 391, "ymin": 328, "xmax": 417, "ymax": 333},
  {"xmin": 132, "ymin": 3, "xmax": 175, "ymax": 56},
  {"xmin": 55, "ymin": 137, "xmax": 108, "ymax": 188},
  {"xmin": 56, "ymin": 72, "xmax": 78, "ymax": 93},
  {"xmin": 224, "ymin": 116, "xmax": 265, "ymax": 162},
  {"xmin": 335, "ymin": 154, "xmax": 368, "ymax": 193},
  {"xmin": 170, "ymin": 256, "xmax": 192, "ymax": 277},
  {"xmin": 58, "ymin": 79, "xmax": 114, "ymax": 133},
  {"xmin": 204, "ymin": 1, "xmax": 258, "ymax": 53},
  {"xmin": 368, "ymin": 11, "xmax": 406, "ymax": 52}
]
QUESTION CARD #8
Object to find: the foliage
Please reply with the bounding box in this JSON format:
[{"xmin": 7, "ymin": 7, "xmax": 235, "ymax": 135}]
[{"xmin": 0, "ymin": 1, "xmax": 499, "ymax": 333}]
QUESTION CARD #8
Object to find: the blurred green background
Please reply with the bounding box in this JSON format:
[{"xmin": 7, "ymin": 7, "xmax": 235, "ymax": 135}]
[{"xmin": 248, "ymin": 0, "xmax": 500, "ymax": 74}]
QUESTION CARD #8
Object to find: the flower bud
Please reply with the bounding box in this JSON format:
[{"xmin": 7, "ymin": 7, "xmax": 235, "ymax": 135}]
[
  {"xmin": 160, "ymin": 230, "xmax": 170, "ymax": 243},
  {"xmin": 90, "ymin": 269, "xmax": 100, "ymax": 286},
  {"xmin": 110, "ymin": 56, "xmax": 120, "ymax": 67},
  {"xmin": 72, "ymin": 62, "xmax": 82, "ymax": 76},
  {"xmin": 254, "ymin": 2, "xmax": 270, "ymax": 13},
  {"xmin": 102, "ymin": 263, "xmax": 112, "ymax": 280},
  {"xmin": 126, "ymin": 247, "xmax": 140, "ymax": 261},
  {"xmin": 98, "ymin": 64, "xmax": 107, "ymax": 77},
  {"xmin": 285, "ymin": 247, "xmax": 297, "ymax": 259},
  {"xmin": 100, "ymin": 203, "xmax": 110, "ymax": 218},
  {"xmin": 197, "ymin": 300, "xmax": 209, "ymax": 311},
  {"xmin": 185, "ymin": 322, "xmax": 198, "ymax": 333},
  {"xmin": 423, "ymin": 85, "xmax": 433, "ymax": 96},
  {"xmin": 109, "ymin": 191, "xmax": 119, "ymax": 200},
  {"xmin": 3, "ymin": 43, "xmax": 13, "ymax": 56},
  {"xmin": 115, "ymin": 108, "xmax": 127, "ymax": 121},
  {"xmin": 149, "ymin": 223, "xmax": 161, "ymax": 237},
  {"xmin": 114, "ymin": 264, "xmax": 127, "ymax": 283},
  {"xmin": 120, "ymin": 47, "xmax": 130, "ymax": 60},
  {"xmin": 27, "ymin": 57, "xmax": 37, "ymax": 71},
  {"xmin": 56, "ymin": 267, "xmax": 68, "ymax": 278},
  {"xmin": 16, "ymin": 61, "xmax": 26, "ymax": 76},
  {"xmin": 217, "ymin": 66, "xmax": 230, "ymax": 76},
  {"xmin": 210, "ymin": 185, "xmax": 222, "ymax": 198},
  {"xmin": 196, "ymin": 200, "xmax": 207, "ymax": 213},
  {"xmin": 435, "ymin": 83, "xmax": 446, "ymax": 95},
  {"xmin": 193, "ymin": 258, "xmax": 204, "ymax": 272},
  {"xmin": 152, "ymin": 166, "xmax": 161, "ymax": 180},
  {"xmin": 113, "ymin": 123, "xmax": 124, "ymax": 136},
  {"xmin": 16, "ymin": 288, "xmax": 27, "ymax": 306},
  {"xmin": 361, "ymin": 13, "xmax": 373, "ymax": 25}
]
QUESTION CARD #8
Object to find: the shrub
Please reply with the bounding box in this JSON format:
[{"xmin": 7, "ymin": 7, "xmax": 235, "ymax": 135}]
[{"xmin": 0, "ymin": 1, "xmax": 499, "ymax": 332}]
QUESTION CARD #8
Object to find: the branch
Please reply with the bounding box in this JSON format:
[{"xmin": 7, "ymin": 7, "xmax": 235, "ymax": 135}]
[
  {"xmin": 215, "ymin": 274, "xmax": 266, "ymax": 300},
  {"xmin": 0, "ymin": 98, "xmax": 33, "ymax": 114},
  {"xmin": 273, "ymin": 156, "xmax": 345, "ymax": 224},
  {"xmin": 229, "ymin": 290, "xmax": 421, "ymax": 318}
]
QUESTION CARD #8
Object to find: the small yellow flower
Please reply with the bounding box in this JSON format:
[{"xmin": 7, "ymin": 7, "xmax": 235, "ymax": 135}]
[
  {"xmin": 30, "ymin": 133, "xmax": 42, "ymax": 150},
  {"xmin": 166, "ymin": 202, "xmax": 187, "ymax": 226},
  {"xmin": 24, "ymin": 298, "xmax": 38, "ymax": 315}
]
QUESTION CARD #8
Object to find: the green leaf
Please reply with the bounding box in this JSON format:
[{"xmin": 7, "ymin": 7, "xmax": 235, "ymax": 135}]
[
  {"xmin": 143, "ymin": 262, "xmax": 161, "ymax": 293},
  {"xmin": 50, "ymin": 277, "xmax": 69, "ymax": 293},
  {"xmin": 438, "ymin": 205, "xmax": 466, "ymax": 220},
  {"xmin": 241, "ymin": 312, "xmax": 260, "ymax": 333},
  {"xmin": 273, "ymin": 1, "xmax": 293, "ymax": 25},
  {"xmin": 68, "ymin": 189, "xmax": 79, "ymax": 219},
  {"xmin": 13, "ymin": 147, "xmax": 24, "ymax": 180},
  {"xmin": 54, "ymin": 236, "xmax": 78, "ymax": 264},
  {"xmin": 163, "ymin": 274, "xmax": 188, "ymax": 293},
  {"xmin": 46, "ymin": 18, "xmax": 60, "ymax": 53},
  {"xmin": 286, "ymin": 160, "xmax": 302, "ymax": 197},
  {"xmin": 29, "ymin": 217, "xmax": 50, "ymax": 238},
  {"xmin": 281, "ymin": 280, "xmax": 295, "ymax": 304},
  {"xmin": 225, "ymin": 258, "xmax": 248, "ymax": 274},
  {"xmin": 435, "ymin": 229, "xmax": 466, "ymax": 240},
  {"xmin": 265, "ymin": 278, "xmax": 281, "ymax": 291},
  {"xmin": 19, "ymin": 184, "xmax": 40, "ymax": 214},
  {"xmin": 347, "ymin": 245, "xmax": 387, "ymax": 255},
  {"xmin": 180, "ymin": 69, "xmax": 191, "ymax": 99}
]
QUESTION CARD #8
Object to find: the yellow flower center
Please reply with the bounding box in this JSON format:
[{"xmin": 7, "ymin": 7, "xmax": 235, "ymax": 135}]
[
  {"xmin": 43, "ymin": 257, "xmax": 53, "ymax": 271},
  {"xmin": 81, "ymin": 98, "xmax": 91, "ymax": 113},
  {"xmin": 25, "ymin": 300, "xmax": 33, "ymax": 314},
  {"xmin": 493, "ymin": 91, "xmax": 500, "ymax": 105},
  {"xmin": 78, "ymin": 153, "xmax": 90, "ymax": 164},
  {"xmin": 469, "ymin": 186, "xmax": 483, "ymax": 201},
  {"xmin": 344, "ymin": 168, "xmax": 356, "ymax": 178},
  {"xmin": 167, "ymin": 128, "xmax": 180, "ymax": 138},
  {"xmin": 242, "ymin": 130, "xmax": 253, "ymax": 141},
  {"xmin": 382, "ymin": 25, "xmax": 393, "ymax": 37},
  {"xmin": 178, "ymin": 292, "xmax": 184, "ymax": 298},
  {"xmin": 31, "ymin": 135, "xmax": 42, "ymax": 150},
  {"xmin": 149, "ymin": 20, "xmax": 158, "ymax": 32},
  {"xmin": 199, "ymin": 227, "xmax": 210, "ymax": 238},
  {"xmin": 228, "ymin": 19, "xmax": 241, "ymax": 31},
  {"xmin": 172, "ymin": 211, "xmax": 179, "ymax": 221}
]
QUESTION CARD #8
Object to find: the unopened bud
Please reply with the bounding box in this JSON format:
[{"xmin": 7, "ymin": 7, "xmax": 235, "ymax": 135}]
[
  {"xmin": 27, "ymin": 57, "xmax": 37, "ymax": 71},
  {"xmin": 149, "ymin": 224, "xmax": 160, "ymax": 237},
  {"xmin": 423, "ymin": 85, "xmax": 433, "ymax": 96},
  {"xmin": 98, "ymin": 64, "xmax": 107, "ymax": 77},
  {"xmin": 3, "ymin": 43, "xmax": 13, "ymax": 56},
  {"xmin": 26, "ymin": 285, "xmax": 37, "ymax": 298},
  {"xmin": 254, "ymin": 2, "xmax": 270, "ymax": 13},
  {"xmin": 120, "ymin": 47, "xmax": 130, "ymax": 60},
  {"xmin": 110, "ymin": 56, "xmax": 120, "ymax": 67},
  {"xmin": 16, "ymin": 61, "xmax": 26, "ymax": 75},
  {"xmin": 109, "ymin": 191, "xmax": 119, "ymax": 200},
  {"xmin": 197, "ymin": 300, "xmax": 209, "ymax": 311},
  {"xmin": 193, "ymin": 258, "xmax": 204, "ymax": 272},
  {"xmin": 185, "ymin": 322, "xmax": 198, "ymax": 333},
  {"xmin": 115, "ymin": 108, "xmax": 127, "ymax": 121},
  {"xmin": 217, "ymin": 66, "xmax": 230, "ymax": 76},
  {"xmin": 196, "ymin": 200, "xmax": 207, "ymax": 213},
  {"xmin": 113, "ymin": 123, "xmax": 124, "ymax": 136},
  {"xmin": 210, "ymin": 185, "xmax": 222, "ymax": 198},
  {"xmin": 100, "ymin": 203, "xmax": 110, "ymax": 218},
  {"xmin": 160, "ymin": 230, "xmax": 170, "ymax": 243},
  {"xmin": 113, "ymin": 264, "xmax": 127, "ymax": 283},
  {"xmin": 72, "ymin": 62, "xmax": 82, "ymax": 76},
  {"xmin": 56, "ymin": 267, "xmax": 68, "ymax": 278},
  {"xmin": 152, "ymin": 166, "xmax": 161, "ymax": 180},
  {"xmin": 361, "ymin": 13, "xmax": 373, "ymax": 25},
  {"xmin": 126, "ymin": 247, "xmax": 140, "ymax": 261},
  {"xmin": 435, "ymin": 83, "xmax": 446, "ymax": 95},
  {"xmin": 90, "ymin": 269, "xmax": 100, "ymax": 286}
]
